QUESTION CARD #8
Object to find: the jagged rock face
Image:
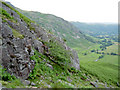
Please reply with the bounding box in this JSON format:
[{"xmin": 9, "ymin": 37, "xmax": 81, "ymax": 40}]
[
  {"xmin": 70, "ymin": 50, "xmax": 80, "ymax": 70},
  {"xmin": 2, "ymin": 23, "xmax": 35, "ymax": 79},
  {"xmin": 0, "ymin": 1, "xmax": 80, "ymax": 79}
]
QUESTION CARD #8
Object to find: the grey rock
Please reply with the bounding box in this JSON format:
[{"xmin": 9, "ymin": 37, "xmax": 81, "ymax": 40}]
[
  {"xmin": 110, "ymin": 85, "xmax": 114, "ymax": 88},
  {"xmin": 70, "ymin": 50, "xmax": 80, "ymax": 70},
  {"xmin": 33, "ymin": 40, "xmax": 44, "ymax": 53},
  {"xmin": 90, "ymin": 82, "xmax": 98, "ymax": 88},
  {"xmin": 67, "ymin": 77, "xmax": 72, "ymax": 82},
  {"xmin": 105, "ymin": 82, "xmax": 108, "ymax": 88},
  {"xmin": 117, "ymin": 82, "xmax": 120, "ymax": 87},
  {"xmin": 31, "ymin": 82, "xmax": 36, "ymax": 86},
  {"xmin": 0, "ymin": 83, "xmax": 2, "ymax": 89},
  {"xmin": 95, "ymin": 80, "xmax": 99, "ymax": 82},
  {"xmin": 86, "ymin": 79, "xmax": 90, "ymax": 81},
  {"xmin": 46, "ymin": 63, "xmax": 53, "ymax": 70},
  {"xmin": 22, "ymin": 80, "xmax": 31, "ymax": 85},
  {"xmin": 45, "ymin": 82, "xmax": 51, "ymax": 88}
]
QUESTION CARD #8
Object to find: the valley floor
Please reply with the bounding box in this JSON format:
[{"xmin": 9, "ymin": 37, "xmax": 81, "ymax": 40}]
[{"xmin": 74, "ymin": 42, "xmax": 119, "ymax": 88}]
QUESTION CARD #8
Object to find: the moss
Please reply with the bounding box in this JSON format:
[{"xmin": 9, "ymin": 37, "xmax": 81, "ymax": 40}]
[
  {"xmin": 0, "ymin": 8, "xmax": 13, "ymax": 20},
  {"xmin": 2, "ymin": 17, "xmax": 7, "ymax": 22},
  {"xmin": 0, "ymin": 9, "xmax": 17, "ymax": 23},
  {"xmin": 63, "ymin": 38, "xmax": 67, "ymax": 42},
  {"xmin": 1, "ymin": 1, "xmax": 35, "ymax": 30},
  {"xmin": 0, "ymin": 65, "xmax": 16, "ymax": 81},
  {"xmin": 0, "ymin": 65, "xmax": 24, "ymax": 88},
  {"xmin": 44, "ymin": 38, "xmax": 71, "ymax": 68},
  {"xmin": 47, "ymin": 30, "xmax": 54, "ymax": 34},
  {"xmin": 7, "ymin": 24, "xmax": 24, "ymax": 39},
  {"xmin": 12, "ymin": 28, "xmax": 24, "ymax": 39}
]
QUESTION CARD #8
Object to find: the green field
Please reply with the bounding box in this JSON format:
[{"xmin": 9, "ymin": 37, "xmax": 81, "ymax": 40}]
[
  {"xmin": 104, "ymin": 43, "xmax": 118, "ymax": 54},
  {"xmin": 76, "ymin": 42, "xmax": 119, "ymax": 87}
]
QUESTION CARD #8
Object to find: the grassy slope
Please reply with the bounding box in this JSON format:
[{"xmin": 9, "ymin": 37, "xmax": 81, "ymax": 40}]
[
  {"xmin": 16, "ymin": 10, "xmax": 96, "ymax": 49},
  {"xmin": 104, "ymin": 42, "xmax": 118, "ymax": 54}
]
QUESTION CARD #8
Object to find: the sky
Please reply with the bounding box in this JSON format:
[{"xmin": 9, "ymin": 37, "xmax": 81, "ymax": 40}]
[{"xmin": 4, "ymin": 0, "xmax": 119, "ymax": 23}]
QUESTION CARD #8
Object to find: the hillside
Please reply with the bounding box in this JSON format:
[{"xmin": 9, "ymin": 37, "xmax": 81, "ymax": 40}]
[
  {"xmin": 15, "ymin": 9, "xmax": 97, "ymax": 49},
  {"xmin": 0, "ymin": 1, "xmax": 119, "ymax": 88},
  {"xmin": 0, "ymin": 1, "xmax": 83, "ymax": 88}
]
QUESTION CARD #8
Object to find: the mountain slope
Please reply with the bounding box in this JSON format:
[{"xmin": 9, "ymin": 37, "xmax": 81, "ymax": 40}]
[
  {"xmin": 16, "ymin": 10, "xmax": 96, "ymax": 49},
  {"xmin": 0, "ymin": 1, "xmax": 94, "ymax": 88}
]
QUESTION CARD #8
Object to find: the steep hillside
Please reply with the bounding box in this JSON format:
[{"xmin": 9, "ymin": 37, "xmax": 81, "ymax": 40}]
[
  {"xmin": 15, "ymin": 9, "xmax": 96, "ymax": 48},
  {"xmin": 0, "ymin": 1, "xmax": 92, "ymax": 88}
]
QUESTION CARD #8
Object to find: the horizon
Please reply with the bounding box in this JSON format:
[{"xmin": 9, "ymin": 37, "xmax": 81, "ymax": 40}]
[{"xmin": 4, "ymin": 0, "xmax": 119, "ymax": 23}]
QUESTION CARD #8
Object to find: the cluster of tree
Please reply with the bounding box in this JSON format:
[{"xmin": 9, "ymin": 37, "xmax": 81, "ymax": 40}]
[
  {"xmin": 83, "ymin": 53, "xmax": 87, "ymax": 55},
  {"xmin": 98, "ymin": 39, "xmax": 113, "ymax": 50},
  {"xmin": 109, "ymin": 52, "xmax": 118, "ymax": 55},
  {"xmin": 91, "ymin": 49, "xmax": 95, "ymax": 52},
  {"xmin": 111, "ymin": 37, "xmax": 118, "ymax": 42},
  {"xmin": 96, "ymin": 52, "xmax": 105, "ymax": 54},
  {"xmin": 90, "ymin": 49, "xmax": 118, "ymax": 56},
  {"xmin": 96, "ymin": 52, "xmax": 118, "ymax": 56},
  {"xmin": 98, "ymin": 55, "xmax": 104, "ymax": 59},
  {"xmin": 96, "ymin": 35, "xmax": 118, "ymax": 42}
]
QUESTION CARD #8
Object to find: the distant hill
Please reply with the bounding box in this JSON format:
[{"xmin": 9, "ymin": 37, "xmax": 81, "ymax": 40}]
[{"xmin": 71, "ymin": 22, "xmax": 118, "ymax": 36}]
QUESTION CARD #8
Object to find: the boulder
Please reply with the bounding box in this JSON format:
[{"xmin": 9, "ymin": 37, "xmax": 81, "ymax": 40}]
[
  {"xmin": 90, "ymin": 82, "xmax": 98, "ymax": 88},
  {"xmin": 31, "ymin": 82, "xmax": 36, "ymax": 86},
  {"xmin": 70, "ymin": 50, "xmax": 80, "ymax": 70},
  {"xmin": 46, "ymin": 63, "xmax": 53, "ymax": 70}
]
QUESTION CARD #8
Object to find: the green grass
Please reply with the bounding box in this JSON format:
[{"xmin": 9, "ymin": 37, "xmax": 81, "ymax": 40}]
[
  {"xmin": 80, "ymin": 57, "xmax": 118, "ymax": 85},
  {"xmin": 0, "ymin": 79, "xmax": 25, "ymax": 88},
  {"xmin": 74, "ymin": 44, "xmax": 101, "ymax": 55},
  {"xmin": 77, "ymin": 43, "xmax": 119, "ymax": 87},
  {"xmin": 0, "ymin": 8, "xmax": 13, "ymax": 19},
  {"xmin": 104, "ymin": 42, "xmax": 118, "ymax": 54},
  {"xmin": 0, "ymin": 65, "xmax": 25, "ymax": 88},
  {"xmin": 0, "ymin": 7, "xmax": 17, "ymax": 23},
  {"xmin": 27, "ymin": 48, "xmax": 117, "ymax": 88},
  {"xmin": 28, "ymin": 49, "xmax": 91, "ymax": 88},
  {"xmin": 7, "ymin": 25, "xmax": 24, "ymax": 39},
  {"xmin": 12, "ymin": 28, "xmax": 24, "ymax": 39},
  {"xmin": 44, "ymin": 38, "xmax": 72, "ymax": 67}
]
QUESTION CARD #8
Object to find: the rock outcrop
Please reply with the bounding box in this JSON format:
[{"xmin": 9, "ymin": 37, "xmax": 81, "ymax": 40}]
[{"xmin": 0, "ymin": 1, "xmax": 80, "ymax": 79}]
